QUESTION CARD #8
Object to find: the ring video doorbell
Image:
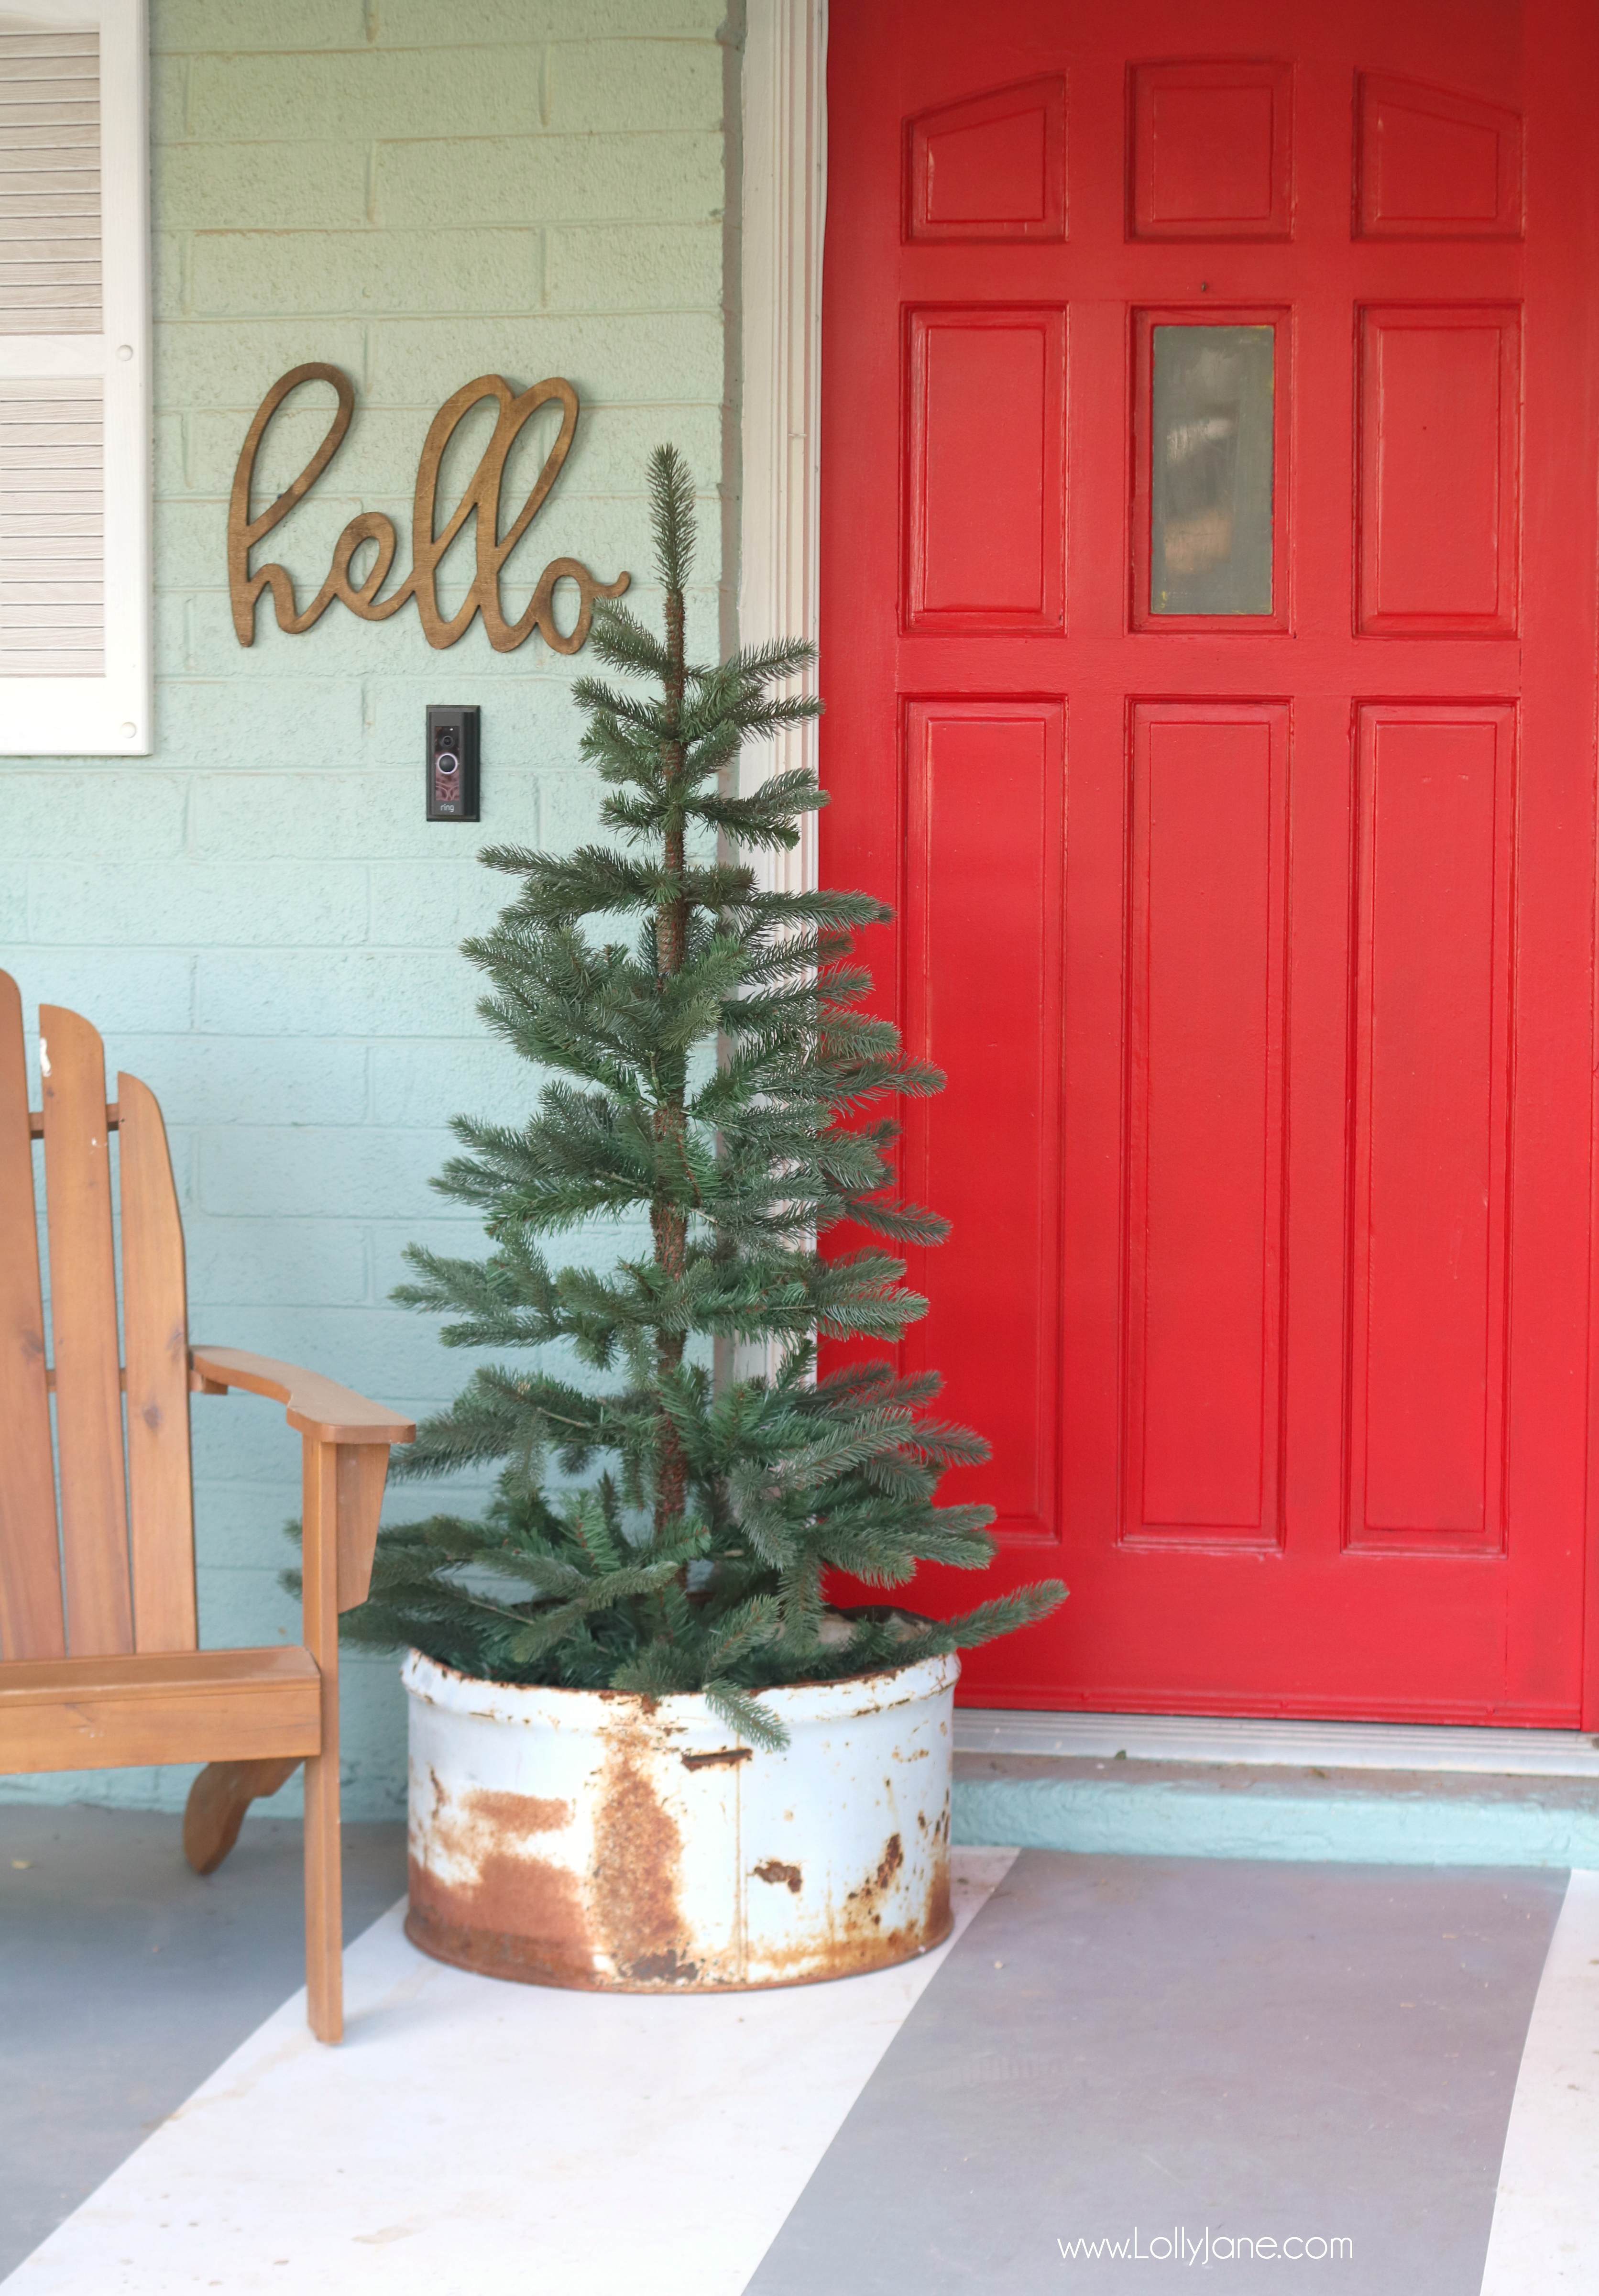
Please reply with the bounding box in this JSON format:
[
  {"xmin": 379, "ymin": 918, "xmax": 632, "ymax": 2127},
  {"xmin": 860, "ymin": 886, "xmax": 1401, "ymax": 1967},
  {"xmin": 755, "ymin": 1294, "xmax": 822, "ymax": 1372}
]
[{"xmin": 427, "ymin": 705, "xmax": 481, "ymax": 822}]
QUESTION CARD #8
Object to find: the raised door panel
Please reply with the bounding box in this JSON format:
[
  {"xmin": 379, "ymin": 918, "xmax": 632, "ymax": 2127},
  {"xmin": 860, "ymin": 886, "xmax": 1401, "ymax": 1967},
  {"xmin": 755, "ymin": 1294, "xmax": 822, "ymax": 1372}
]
[
  {"xmin": 905, "ymin": 309, "xmax": 1066, "ymax": 634},
  {"xmin": 900, "ymin": 702, "xmax": 1065, "ymax": 1544},
  {"xmin": 1129, "ymin": 60, "xmax": 1292, "ymax": 240},
  {"xmin": 1356, "ymin": 75, "xmax": 1523, "ymax": 239},
  {"xmin": 1348, "ymin": 706, "xmax": 1514, "ymax": 1551},
  {"xmin": 905, "ymin": 77, "xmax": 1067, "ymax": 243},
  {"xmin": 1124, "ymin": 704, "xmax": 1288, "ymax": 1545},
  {"xmin": 1358, "ymin": 307, "xmax": 1521, "ymax": 634}
]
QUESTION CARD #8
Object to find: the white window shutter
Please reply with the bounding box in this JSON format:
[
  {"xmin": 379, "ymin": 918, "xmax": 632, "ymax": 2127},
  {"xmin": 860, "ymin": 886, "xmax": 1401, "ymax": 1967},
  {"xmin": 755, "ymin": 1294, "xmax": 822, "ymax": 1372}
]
[{"xmin": 0, "ymin": 0, "xmax": 149, "ymax": 754}]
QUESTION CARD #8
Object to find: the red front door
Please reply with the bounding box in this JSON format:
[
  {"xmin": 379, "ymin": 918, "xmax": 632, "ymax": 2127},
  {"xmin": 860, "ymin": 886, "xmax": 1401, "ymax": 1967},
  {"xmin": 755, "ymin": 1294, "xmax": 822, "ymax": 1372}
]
[{"xmin": 821, "ymin": 0, "xmax": 1599, "ymax": 1722}]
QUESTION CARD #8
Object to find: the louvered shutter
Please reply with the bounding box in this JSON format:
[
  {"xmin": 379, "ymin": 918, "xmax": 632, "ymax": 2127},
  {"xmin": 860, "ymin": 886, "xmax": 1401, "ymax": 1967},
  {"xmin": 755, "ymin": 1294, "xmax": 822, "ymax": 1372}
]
[{"xmin": 0, "ymin": 0, "xmax": 149, "ymax": 754}]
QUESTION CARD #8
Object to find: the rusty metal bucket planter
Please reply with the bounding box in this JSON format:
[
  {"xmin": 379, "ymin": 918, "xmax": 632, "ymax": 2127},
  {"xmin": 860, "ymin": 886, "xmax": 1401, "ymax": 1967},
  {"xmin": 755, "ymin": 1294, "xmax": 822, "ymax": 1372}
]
[{"xmin": 402, "ymin": 1648, "xmax": 957, "ymax": 1990}]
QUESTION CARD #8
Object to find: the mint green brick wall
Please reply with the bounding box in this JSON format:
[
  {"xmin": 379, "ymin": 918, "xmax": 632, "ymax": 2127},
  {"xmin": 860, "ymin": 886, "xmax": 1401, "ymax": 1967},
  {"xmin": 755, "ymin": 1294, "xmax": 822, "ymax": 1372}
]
[{"xmin": 0, "ymin": 0, "xmax": 735, "ymax": 1818}]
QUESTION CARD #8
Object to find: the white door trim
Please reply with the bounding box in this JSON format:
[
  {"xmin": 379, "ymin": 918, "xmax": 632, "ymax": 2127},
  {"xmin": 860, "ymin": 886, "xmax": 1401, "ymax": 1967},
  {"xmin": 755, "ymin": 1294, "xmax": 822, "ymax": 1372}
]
[{"xmin": 739, "ymin": 0, "xmax": 827, "ymax": 900}]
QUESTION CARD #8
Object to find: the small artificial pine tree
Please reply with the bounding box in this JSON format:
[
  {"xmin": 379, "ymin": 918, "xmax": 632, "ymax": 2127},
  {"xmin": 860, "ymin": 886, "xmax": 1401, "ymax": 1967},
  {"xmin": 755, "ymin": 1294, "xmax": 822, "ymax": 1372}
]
[{"xmin": 341, "ymin": 447, "xmax": 1065, "ymax": 1747}]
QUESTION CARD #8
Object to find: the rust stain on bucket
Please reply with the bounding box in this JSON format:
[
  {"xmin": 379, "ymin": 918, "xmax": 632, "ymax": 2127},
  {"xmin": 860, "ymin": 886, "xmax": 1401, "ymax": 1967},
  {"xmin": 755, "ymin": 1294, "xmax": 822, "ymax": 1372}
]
[
  {"xmin": 405, "ymin": 1784, "xmax": 593, "ymax": 1986},
  {"xmin": 752, "ymin": 1858, "xmax": 803, "ymax": 1893},
  {"xmin": 749, "ymin": 1829, "xmax": 952, "ymax": 1986},
  {"xmin": 591, "ymin": 1740, "xmax": 697, "ymax": 1984},
  {"xmin": 858, "ymin": 1832, "xmax": 904, "ymax": 1900},
  {"xmin": 925, "ymin": 1840, "xmax": 953, "ymax": 1938}
]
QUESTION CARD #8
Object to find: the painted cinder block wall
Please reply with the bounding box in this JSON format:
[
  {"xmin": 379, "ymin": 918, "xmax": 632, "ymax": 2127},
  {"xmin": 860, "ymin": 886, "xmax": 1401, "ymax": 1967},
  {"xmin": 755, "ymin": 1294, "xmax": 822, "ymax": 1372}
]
[{"xmin": 1, "ymin": 0, "xmax": 736, "ymax": 1816}]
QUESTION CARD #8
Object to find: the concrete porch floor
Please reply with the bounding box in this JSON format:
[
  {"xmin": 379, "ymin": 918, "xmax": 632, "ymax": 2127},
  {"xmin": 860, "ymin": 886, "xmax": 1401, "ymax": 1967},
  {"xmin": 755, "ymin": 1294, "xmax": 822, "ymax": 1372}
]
[{"xmin": 2, "ymin": 1803, "xmax": 1597, "ymax": 2294}]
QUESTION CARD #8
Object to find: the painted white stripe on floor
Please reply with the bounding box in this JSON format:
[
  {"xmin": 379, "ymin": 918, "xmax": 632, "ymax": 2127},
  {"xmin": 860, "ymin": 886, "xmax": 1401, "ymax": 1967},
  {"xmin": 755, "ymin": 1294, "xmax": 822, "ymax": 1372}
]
[
  {"xmin": 1480, "ymin": 1867, "xmax": 1599, "ymax": 2293},
  {"xmin": 1, "ymin": 1847, "xmax": 1017, "ymax": 2296}
]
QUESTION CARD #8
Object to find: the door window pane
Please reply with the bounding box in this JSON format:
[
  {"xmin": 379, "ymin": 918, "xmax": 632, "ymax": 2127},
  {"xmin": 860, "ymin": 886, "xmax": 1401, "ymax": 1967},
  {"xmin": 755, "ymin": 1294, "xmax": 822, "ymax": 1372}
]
[{"xmin": 1151, "ymin": 325, "xmax": 1274, "ymax": 615}]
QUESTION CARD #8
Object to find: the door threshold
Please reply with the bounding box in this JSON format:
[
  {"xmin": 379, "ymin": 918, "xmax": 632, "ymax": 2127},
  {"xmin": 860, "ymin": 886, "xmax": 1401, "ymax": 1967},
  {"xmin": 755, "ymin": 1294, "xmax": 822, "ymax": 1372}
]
[{"xmin": 955, "ymin": 1710, "xmax": 1599, "ymax": 1777}]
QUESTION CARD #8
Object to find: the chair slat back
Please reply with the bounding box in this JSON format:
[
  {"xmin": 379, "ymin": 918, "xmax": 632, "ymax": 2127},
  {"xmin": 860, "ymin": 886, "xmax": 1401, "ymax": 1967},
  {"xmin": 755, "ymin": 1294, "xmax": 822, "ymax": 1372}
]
[
  {"xmin": 40, "ymin": 1001, "xmax": 133, "ymax": 1655},
  {"xmin": 119, "ymin": 1070, "xmax": 197, "ymax": 1652},
  {"xmin": 0, "ymin": 972, "xmax": 64, "ymax": 1661}
]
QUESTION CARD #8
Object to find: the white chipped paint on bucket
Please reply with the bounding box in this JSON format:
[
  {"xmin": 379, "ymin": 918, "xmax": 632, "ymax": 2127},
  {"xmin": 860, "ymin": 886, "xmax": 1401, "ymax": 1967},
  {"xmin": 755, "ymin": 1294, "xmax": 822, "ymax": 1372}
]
[{"xmin": 402, "ymin": 1647, "xmax": 957, "ymax": 1990}]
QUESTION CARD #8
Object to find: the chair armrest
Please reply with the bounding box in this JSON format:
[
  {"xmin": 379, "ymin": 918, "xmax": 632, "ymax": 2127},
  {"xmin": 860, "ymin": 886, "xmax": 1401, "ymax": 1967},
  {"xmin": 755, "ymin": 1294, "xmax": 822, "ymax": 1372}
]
[{"xmin": 189, "ymin": 1346, "xmax": 415, "ymax": 1447}]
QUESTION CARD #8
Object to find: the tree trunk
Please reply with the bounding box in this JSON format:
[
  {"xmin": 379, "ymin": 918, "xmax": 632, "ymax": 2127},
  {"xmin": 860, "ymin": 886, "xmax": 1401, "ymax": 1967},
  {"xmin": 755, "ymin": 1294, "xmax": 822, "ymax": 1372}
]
[{"xmin": 654, "ymin": 582, "xmax": 690, "ymax": 1533}]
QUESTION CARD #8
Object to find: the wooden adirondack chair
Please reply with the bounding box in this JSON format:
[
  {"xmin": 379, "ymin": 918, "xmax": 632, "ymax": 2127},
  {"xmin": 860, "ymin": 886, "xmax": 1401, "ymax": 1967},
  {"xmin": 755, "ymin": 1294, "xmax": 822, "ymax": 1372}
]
[{"xmin": 0, "ymin": 972, "xmax": 413, "ymax": 2042}]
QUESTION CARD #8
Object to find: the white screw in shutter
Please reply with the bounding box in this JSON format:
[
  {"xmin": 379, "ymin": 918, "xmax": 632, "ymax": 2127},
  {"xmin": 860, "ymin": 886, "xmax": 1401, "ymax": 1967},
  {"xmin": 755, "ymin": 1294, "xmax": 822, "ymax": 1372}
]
[{"xmin": 0, "ymin": 0, "xmax": 148, "ymax": 755}]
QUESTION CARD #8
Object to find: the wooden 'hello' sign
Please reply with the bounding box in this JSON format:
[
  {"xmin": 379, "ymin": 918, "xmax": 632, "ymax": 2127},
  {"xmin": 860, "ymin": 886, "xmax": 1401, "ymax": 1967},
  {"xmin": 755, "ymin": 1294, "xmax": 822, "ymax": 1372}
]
[{"xmin": 228, "ymin": 364, "xmax": 630, "ymax": 654}]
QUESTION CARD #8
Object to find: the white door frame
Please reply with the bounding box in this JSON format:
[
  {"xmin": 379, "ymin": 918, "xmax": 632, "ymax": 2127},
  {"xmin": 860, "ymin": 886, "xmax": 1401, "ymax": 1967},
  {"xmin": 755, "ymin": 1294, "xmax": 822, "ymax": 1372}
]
[{"xmin": 739, "ymin": 0, "xmax": 827, "ymax": 901}]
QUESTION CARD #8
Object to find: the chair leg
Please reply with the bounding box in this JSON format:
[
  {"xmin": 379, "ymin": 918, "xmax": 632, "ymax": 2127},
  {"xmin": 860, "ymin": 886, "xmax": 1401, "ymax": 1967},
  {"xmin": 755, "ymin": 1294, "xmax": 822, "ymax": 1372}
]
[
  {"xmin": 304, "ymin": 1747, "xmax": 343, "ymax": 2043},
  {"xmin": 302, "ymin": 1432, "xmax": 345, "ymax": 2042},
  {"xmin": 183, "ymin": 1757, "xmax": 303, "ymax": 1876}
]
